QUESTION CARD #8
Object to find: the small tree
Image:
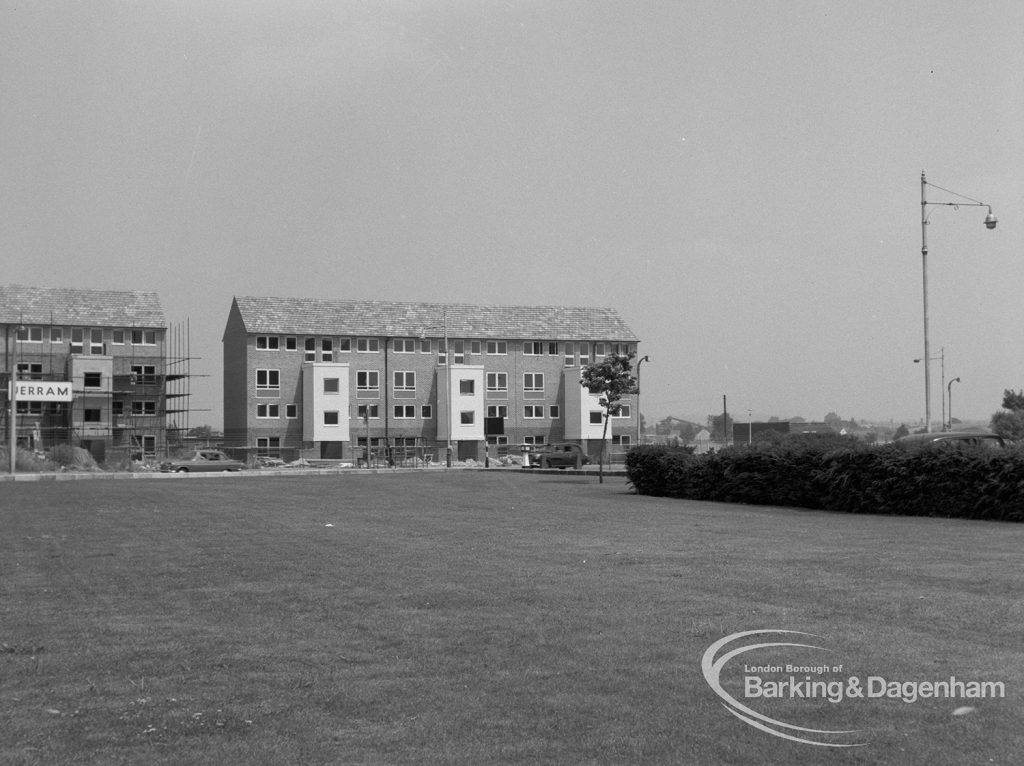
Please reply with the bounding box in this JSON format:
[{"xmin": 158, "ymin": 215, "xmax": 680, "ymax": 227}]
[
  {"xmin": 1002, "ymin": 389, "xmax": 1024, "ymax": 412},
  {"xmin": 707, "ymin": 413, "xmax": 734, "ymax": 442},
  {"xmin": 989, "ymin": 389, "xmax": 1024, "ymax": 441},
  {"xmin": 580, "ymin": 352, "xmax": 639, "ymax": 483}
]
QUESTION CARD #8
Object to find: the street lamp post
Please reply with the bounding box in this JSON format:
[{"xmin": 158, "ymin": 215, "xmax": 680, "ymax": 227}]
[
  {"xmin": 920, "ymin": 171, "xmax": 997, "ymax": 432},
  {"xmin": 635, "ymin": 355, "xmax": 649, "ymax": 446},
  {"xmin": 947, "ymin": 377, "xmax": 961, "ymax": 432},
  {"xmin": 914, "ymin": 347, "xmax": 944, "ymax": 431}
]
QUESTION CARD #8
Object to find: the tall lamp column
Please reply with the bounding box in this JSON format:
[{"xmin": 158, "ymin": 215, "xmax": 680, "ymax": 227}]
[
  {"xmin": 947, "ymin": 377, "xmax": 961, "ymax": 432},
  {"xmin": 920, "ymin": 171, "xmax": 996, "ymax": 432},
  {"xmin": 635, "ymin": 355, "xmax": 649, "ymax": 446}
]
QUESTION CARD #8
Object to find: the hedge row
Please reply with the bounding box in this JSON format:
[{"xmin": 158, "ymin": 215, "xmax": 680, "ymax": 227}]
[{"xmin": 625, "ymin": 440, "xmax": 1024, "ymax": 522}]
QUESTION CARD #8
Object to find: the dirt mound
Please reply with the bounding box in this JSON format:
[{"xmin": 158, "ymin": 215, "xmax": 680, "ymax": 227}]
[{"xmin": 48, "ymin": 445, "xmax": 102, "ymax": 471}]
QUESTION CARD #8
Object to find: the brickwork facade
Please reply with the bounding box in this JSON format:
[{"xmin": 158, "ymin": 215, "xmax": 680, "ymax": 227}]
[
  {"xmin": 223, "ymin": 297, "xmax": 641, "ymax": 462},
  {"xmin": 1, "ymin": 285, "xmax": 168, "ymax": 462}
]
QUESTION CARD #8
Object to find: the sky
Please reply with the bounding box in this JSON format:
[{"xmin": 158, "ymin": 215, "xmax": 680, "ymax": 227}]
[{"xmin": 2, "ymin": 0, "xmax": 1022, "ymax": 431}]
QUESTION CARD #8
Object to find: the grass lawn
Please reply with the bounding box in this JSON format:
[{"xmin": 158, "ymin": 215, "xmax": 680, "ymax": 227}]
[{"xmin": 1, "ymin": 471, "xmax": 1021, "ymax": 765}]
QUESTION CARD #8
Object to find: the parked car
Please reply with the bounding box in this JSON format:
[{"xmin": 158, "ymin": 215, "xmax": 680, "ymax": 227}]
[
  {"xmin": 160, "ymin": 450, "xmax": 245, "ymax": 472},
  {"xmin": 895, "ymin": 431, "xmax": 1006, "ymax": 449},
  {"xmin": 530, "ymin": 443, "xmax": 591, "ymax": 469}
]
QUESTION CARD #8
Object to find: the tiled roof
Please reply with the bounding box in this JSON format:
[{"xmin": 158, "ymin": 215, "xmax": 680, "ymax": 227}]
[
  {"xmin": 0, "ymin": 284, "xmax": 166, "ymax": 327},
  {"xmin": 232, "ymin": 296, "xmax": 639, "ymax": 341}
]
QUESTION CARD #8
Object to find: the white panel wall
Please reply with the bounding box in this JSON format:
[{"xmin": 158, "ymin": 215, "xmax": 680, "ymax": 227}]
[
  {"xmin": 442, "ymin": 365, "xmax": 485, "ymax": 442},
  {"xmin": 301, "ymin": 362, "xmax": 350, "ymax": 442}
]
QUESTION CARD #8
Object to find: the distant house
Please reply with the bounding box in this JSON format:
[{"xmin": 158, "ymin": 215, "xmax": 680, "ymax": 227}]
[{"xmin": 694, "ymin": 428, "xmax": 712, "ymax": 452}]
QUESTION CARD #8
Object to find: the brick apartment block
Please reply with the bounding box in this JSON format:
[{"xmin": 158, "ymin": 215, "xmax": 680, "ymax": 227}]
[{"xmin": 223, "ymin": 296, "xmax": 640, "ymax": 463}]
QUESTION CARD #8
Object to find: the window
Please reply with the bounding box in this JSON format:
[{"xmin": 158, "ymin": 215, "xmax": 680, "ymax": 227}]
[
  {"xmin": 131, "ymin": 365, "xmax": 156, "ymax": 385},
  {"xmin": 132, "ymin": 401, "xmax": 157, "ymax": 416},
  {"xmin": 286, "ymin": 404, "xmax": 298, "ymax": 418},
  {"xmin": 356, "ymin": 338, "xmax": 380, "ymax": 353},
  {"xmin": 486, "ymin": 435, "xmax": 509, "ymax": 447},
  {"xmin": 50, "ymin": 327, "xmax": 63, "ymax": 343},
  {"xmin": 304, "ymin": 337, "xmax": 316, "ymax": 361},
  {"xmin": 256, "ymin": 336, "xmax": 279, "ymax": 350},
  {"xmin": 452, "ymin": 340, "xmax": 465, "ymax": 364},
  {"xmin": 131, "ymin": 329, "xmax": 156, "ymax": 346},
  {"xmin": 547, "ymin": 342, "xmax": 559, "ymax": 356},
  {"xmin": 549, "ymin": 405, "xmax": 560, "ymax": 419},
  {"xmin": 523, "ymin": 341, "xmax": 543, "ymax": 355},
  {"xmin": 394, "ymin": 338, "xmax": 416, "ymax": 353},
  {"xmin": 394, "ymin": 405, "xmax": 415, "ymax": 419},
  {"xmin": 256, "ymin": 369, "xmax": 280, "ymax": 392},
  {"xmin": 257, "ymin": 437, "xmax": 281, "ymax": 456},
  {"xmin": 393, "ymin": 371, "xmax": 416, "ymax": 391},
  {"xmin": 420, "ymin": 339, "xmax": 432, "ymax": 354},
  {"xmin": 90, "ymin": 329, "xmax": 104, "ymax": 354},
  {"xmin": 70, "ymin": 328, "xmax": 84, "ymax": 354},
  {"xmin": 486, "ymin": 340, "xmax": 507, "ymax": 355},
  {"xmin": 524, "ymin": 373, "xmax": 544, "ymax": 393},
  {"xmin": 256, "ymin": 403, "xmax": 280, "ymax": 418},
  {"xmin": 357, "ymin": 404, "xmax": 380, "ymax": 419},
  {"xmin": 323, "ymin": 411, "xmax": 340, "ymax": 426},
  {"xmin": 356, "ymin": 370, "xmax": 379, "ymax": 392},
  {"xmin": 579, "ymin": 343, "xmax": 590, "ymax": 365},
  {"xmin": 524, "ymin": 405, "xmax": 544, "ymax": 419},
  {"xmin": 83, "ymin": 372, "xmax": 102, "ymax": 388},
  {"xmin": 459, "ymin": 379, "xmax": 475, "ymax": 395},
  {"xmin": 524, "ymin": 435, "xmax": 545, "ymax": 446},
  {"xmin": 594, "ymin": 342, "xmax": 608, "ymax": 358},
  {"xmin": 614, "ymin": 404, "xmax": 632, "ymax": 418},
  {"xmin": 112, "ymin": 400, "xmax": 124, "ymax": 416},
  {"xmin": 338, "ymin": 338, "xmax": 351, "ymax": 352},
  {"xmin": 285, "ymin": 337, "xmax": 297, "ymax": 351},
  {"xmin": 16, "ymin": 363, "xmax": 42, "ymax": 380},
  {"xmin": 437, "ymin": 340, "xmax": 447, "ymax": 365},
  {"xmin": 470, "ymin": 340, "xmax": 481, "ymax": 355},
  {"xmin": 324, "ymin": 378, "xmax": 340, "ymax": 394},
  {"xmin": 16, "ymin": 326, "xmax": 43, "ymax": 343},
  {"xmin": 486, "ymin": 372, "xmax": 507, "ymax": 393},
  {"xmin": 460, "ymin": 411, "xmax": 475, "ymax": 425},
  {"xmin": 17, "ymin": 401, "xmax": 43, "ymax": 415},
  {"xmin": 421, "ymin": 405, "xmax": 432, "ymax": 419},
  {"xmin": 321, "ymin": 339, "xmax": 333, "ymax": 362},
  {"xmin": 486, "ymin": 405, "xmax": 508, "ymax": 419},
  {"xmin": 590, "ymin": 411, "xmax": 604, "ymax": 424},
  {"xmin": 612, "ymin": 435, "xmax": 632, "ymax": 446},
  {"xmin": 84, "ymin": 409, "xmax": 101, "ymax": 423},
  {"xmin": 564, "ymin": 346, "xmax": 575, "ymax": 366}
]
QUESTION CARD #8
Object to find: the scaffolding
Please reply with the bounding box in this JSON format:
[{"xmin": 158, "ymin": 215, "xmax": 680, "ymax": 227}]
[{"xmin": 2, "ymin": 319, "xmax": 204, "ymax": 466}]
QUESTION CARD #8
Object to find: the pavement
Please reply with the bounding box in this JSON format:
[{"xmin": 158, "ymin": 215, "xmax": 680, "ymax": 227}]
[{"xmin": 0, "ymin": 463, "xmax": 629, "ymax": 482}]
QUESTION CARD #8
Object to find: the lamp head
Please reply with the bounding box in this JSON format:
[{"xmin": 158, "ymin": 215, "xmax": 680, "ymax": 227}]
[{"xmin": 984, "ymin": 208, "xmax": 998, "ymax": 229}]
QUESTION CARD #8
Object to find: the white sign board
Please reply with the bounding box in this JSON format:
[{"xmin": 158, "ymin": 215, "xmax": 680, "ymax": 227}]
[{"xmin": 12, "ymin": 381, "xmax": 73, "ymax": 402}]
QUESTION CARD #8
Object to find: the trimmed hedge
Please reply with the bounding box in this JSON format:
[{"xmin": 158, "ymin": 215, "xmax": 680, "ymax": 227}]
[{"xmin": 625, "ymin": 441, "xmax": 1024, "ymax": 522}]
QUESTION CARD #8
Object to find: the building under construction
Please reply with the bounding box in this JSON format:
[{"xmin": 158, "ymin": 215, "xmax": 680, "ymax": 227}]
[{"xmin": 1, "ymin": 284, "xmax": 197, "ymax": 465}]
